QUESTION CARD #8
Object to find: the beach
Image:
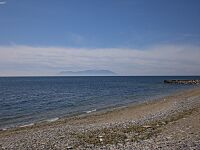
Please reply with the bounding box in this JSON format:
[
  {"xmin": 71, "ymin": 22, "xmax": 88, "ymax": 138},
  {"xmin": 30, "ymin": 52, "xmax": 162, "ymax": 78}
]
[{"xmin": 0, "ymin": 87, "xmax": 200, "ymax": 150}]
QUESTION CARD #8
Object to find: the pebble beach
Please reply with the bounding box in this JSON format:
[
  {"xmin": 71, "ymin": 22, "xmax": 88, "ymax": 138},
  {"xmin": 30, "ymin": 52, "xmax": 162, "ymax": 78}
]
[{"xmin": 0, "ymin": 87, "xmax": 200, "ymax": 150}]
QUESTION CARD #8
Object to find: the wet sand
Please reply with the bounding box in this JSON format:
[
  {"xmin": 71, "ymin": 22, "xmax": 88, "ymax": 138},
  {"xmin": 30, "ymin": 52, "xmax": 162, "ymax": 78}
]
[{"xmin": 0, "ymin": 87, "xmax": 200, "ymax": 149}]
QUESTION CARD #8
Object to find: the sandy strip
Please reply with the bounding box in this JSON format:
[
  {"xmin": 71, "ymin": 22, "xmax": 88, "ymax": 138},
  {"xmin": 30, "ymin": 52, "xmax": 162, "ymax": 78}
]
[{"xmin": 0, "ymin": 87, "xmax": 200, "ymax": 149}]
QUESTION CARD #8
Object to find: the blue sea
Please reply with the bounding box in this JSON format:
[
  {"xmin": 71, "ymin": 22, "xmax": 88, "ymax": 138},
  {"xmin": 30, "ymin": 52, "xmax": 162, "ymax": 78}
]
[{"xmin": 0, "ymin": 76, "xmax": 199, "ymax": 129}]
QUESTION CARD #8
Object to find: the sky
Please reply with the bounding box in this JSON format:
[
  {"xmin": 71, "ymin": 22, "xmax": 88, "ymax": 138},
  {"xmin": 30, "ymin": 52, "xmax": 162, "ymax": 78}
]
[{"xmin": 0, "ymin": 0, "xmax": 200, "ymax": 76}]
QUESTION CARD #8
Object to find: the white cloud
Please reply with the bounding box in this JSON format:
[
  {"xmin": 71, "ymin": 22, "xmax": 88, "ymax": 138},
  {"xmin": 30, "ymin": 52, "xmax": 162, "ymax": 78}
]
[
  {"xmin": 0, "ymin": 1, "xmax": 6, "ymax": 5},
  {"xmin": 0, "ymin": 45, "xmax": 199, "ymax": 76}
]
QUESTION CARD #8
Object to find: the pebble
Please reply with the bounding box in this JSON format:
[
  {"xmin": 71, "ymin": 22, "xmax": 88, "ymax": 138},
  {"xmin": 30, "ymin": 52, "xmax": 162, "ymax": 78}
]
[
  {"xmin": 143, "ymin": 125, "xmax": 151, "ymax": 128},
  {"xmin": 0, "ymin": 89, "xmax": 200, "ymax": 150}
]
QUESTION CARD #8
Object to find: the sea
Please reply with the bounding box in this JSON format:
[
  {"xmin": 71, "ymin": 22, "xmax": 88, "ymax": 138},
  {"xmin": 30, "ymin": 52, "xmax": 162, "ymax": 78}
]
[{"xmin": 0, "ymin": 76, "xmax": 200, "ymax": 129}]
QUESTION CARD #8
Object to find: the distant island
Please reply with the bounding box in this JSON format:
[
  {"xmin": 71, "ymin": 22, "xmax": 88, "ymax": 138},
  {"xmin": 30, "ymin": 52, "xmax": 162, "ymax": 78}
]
[{"xmin": 59, "ymin": 70, "xmax": 117, "ymax": 76}]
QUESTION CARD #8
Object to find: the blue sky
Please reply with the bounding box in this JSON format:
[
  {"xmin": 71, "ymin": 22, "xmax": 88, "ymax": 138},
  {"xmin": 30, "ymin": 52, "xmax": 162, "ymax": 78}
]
[{"xmin": 0, "ymin": 0, "xmax": 200, "ymax": 76}]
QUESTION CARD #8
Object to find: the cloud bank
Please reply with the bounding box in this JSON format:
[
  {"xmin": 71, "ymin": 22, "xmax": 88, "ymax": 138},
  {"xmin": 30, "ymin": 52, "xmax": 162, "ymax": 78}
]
[{"xmin": 0, "ymin": 45, "xmax": 199, "ymax": 76}]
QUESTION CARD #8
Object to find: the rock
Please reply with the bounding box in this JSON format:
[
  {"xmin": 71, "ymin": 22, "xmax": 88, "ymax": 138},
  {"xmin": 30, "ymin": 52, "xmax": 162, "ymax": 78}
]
[
  {"xmin": 66, "ymin": 146, "xmax": 73, "ymax": 149},
  {"xmin": 117, "ymin": 143, "xmax": 123, "ymax": 147},
  {"xmin": 161, "ymin": 121, "xmax": 166, "ymax": 125},
  {"xmin": 99, "ymin": 138, "xmax": 103, "ymax": 142},
  {"xmin": 164, "ymin": 80, "xmax": 200, "ymax": 85},
  {"xmin": 143, "ymin": 125, "xmax": 151, "ymax": 128}
]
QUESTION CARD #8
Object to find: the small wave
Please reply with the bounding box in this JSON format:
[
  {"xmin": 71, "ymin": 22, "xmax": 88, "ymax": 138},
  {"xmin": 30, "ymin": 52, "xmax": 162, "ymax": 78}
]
[
  {"xmin": 85, "ymin": 109, "xmax": 97, "ymax": 114},
  {"xmin": 0, "ymin": 128, "xmax": 7, "ymax": 131},
  {"xmin": 19, "ymin": 123, "xmax": 34, "ymax": 128},
  {"xmin": 46, "ymin": 117, "xmax": 59, "ymax": 122}
]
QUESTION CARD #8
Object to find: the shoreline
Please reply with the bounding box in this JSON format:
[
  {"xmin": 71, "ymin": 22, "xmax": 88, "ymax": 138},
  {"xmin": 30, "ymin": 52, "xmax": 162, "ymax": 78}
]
[
  {"xmin": 0, "ymin": 87, "xmax": 200, "ymax": 149},
  {"xmin": 0, "ymin": 86, "xmax": 197, "ymax": 131},
  {"xmin": 0, "ymin": 87, "xmax": 197, "ymax": 131}
]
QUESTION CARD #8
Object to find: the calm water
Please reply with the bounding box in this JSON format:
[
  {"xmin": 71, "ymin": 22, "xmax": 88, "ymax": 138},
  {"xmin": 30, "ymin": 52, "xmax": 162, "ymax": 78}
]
[{"xmin": 0, "ymin": 76, "xmax": 199, "ymax": 129}]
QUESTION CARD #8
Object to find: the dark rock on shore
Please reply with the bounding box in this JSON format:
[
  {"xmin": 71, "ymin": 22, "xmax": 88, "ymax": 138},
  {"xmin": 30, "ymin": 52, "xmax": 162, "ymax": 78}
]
[{"xmin": 164, "ymin": 80, "xmax": 200, "ymax": 84}]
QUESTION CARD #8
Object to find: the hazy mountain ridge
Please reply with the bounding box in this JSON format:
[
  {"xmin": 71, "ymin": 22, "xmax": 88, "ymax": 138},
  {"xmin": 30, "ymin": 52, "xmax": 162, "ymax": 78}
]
[{"xmin": 59, "ymin": 70, "xmax": 116, "ymax": 76}]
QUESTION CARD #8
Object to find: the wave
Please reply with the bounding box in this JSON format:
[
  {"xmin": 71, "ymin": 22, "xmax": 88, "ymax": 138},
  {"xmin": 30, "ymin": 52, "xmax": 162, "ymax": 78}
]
[
  {"xmin": 85, "ymin": 109, "xmax": 97, "ymax": 114},
  {"xmin": 19, "ymin": 123, "xmax": 34, "ymax": 128},
  {"xmin": 0, "ymin": 128, "xmax": 7, "ymax": 131},
  {"xmin": 46, "ymin": 117, "xmax": 59, "ymax": 122}
]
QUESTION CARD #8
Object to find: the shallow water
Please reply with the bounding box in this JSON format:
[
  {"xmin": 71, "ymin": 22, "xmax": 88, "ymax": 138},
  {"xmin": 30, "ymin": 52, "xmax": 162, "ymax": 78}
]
[{"xmin": 0, "ymin": 76, "xmax": 199, "ymax": 129}]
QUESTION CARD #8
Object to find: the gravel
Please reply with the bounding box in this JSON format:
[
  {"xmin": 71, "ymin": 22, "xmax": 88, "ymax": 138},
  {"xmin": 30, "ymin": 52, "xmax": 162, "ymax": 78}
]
[{"xmin": 0, "ymin": 88, "xmax": 200, "ymax": 150}]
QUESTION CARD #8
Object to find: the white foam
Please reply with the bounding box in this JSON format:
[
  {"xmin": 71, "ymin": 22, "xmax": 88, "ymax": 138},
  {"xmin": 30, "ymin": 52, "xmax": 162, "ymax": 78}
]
[
  {"xmin": 0, "ymin": 128, "xmax": 7, "ymax": 131},
  {"xmin": 46, "ymin": 117, "xmax": 59, "ymax": 122},
  {"xmin": 19, "ymin": 123, "xmax": 34, "ymax": 128},
  {"xmin": 85, "ymin": 109, "xmax": 96, "ymax": 114}
]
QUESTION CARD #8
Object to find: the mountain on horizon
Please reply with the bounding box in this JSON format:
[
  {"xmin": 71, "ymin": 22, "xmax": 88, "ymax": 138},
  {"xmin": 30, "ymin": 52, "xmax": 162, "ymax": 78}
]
[{"xmin": 59, "ymin": 70, "xmax": 117, "ymax": 76}]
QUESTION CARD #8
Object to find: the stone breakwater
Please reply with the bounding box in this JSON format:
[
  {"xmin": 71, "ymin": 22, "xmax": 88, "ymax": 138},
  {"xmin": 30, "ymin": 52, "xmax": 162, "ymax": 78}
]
[{"xmin": 164, "ymin": 79, "xmax": 200, "ymax": 84}]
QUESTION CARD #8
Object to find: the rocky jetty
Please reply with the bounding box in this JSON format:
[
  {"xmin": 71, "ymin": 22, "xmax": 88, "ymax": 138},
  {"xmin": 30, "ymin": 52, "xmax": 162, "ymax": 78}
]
[{"xmin": 164, "ymin": 80, "xmax": 200, "ymax": 84}]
